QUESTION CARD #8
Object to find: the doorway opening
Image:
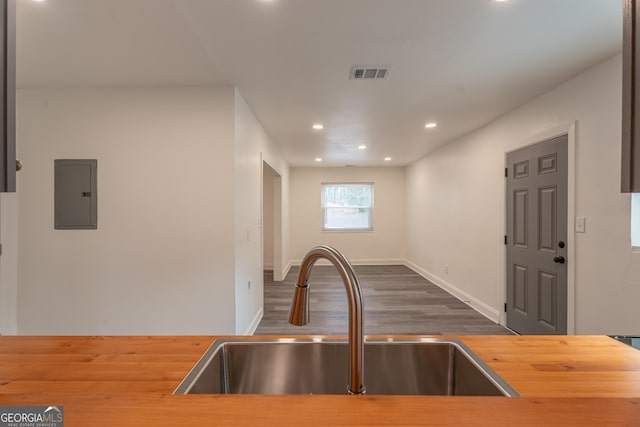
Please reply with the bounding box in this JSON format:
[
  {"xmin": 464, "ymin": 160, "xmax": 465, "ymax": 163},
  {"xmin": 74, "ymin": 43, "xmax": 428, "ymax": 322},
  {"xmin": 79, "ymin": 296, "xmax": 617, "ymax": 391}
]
[{"xmin": 262, "ymin": 161, "xmax": 283, "ymax": 282}]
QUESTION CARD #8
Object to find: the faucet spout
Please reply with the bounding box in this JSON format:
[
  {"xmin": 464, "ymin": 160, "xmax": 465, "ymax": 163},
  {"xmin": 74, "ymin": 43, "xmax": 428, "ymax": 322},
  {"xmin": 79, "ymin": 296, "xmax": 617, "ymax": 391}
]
[{"xmin": 288, "ymin": 245, "xmax": 365, "ymax": 395}]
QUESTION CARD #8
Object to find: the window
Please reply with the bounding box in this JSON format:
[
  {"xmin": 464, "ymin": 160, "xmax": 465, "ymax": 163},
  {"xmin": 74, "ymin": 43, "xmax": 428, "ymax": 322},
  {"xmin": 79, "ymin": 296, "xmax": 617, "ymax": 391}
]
[{"xmin": 322, "ymin": 183, "xmax": 373, "ymax": 231}]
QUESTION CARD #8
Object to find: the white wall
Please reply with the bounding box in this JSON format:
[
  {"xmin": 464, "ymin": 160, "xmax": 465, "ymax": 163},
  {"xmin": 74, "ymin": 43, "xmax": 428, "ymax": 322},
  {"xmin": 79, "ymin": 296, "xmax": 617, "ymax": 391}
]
[
  {"xmin": 406, "ymin": 53, "xmax": 640, "ymax": 334},
  {"xmin": 0, "ymin": 193, "xmax": 18, "ymax": 334},
  {"xmin": 17, "ymin": 87, "xmax": 238, "ymax": 335},
  {"xmin": 290, "ymin": 167, "xmax": 405, "ymax": 264},
  {"xmin": 234, "ymin": 89, "xmax": 289, "ymax": 335}
]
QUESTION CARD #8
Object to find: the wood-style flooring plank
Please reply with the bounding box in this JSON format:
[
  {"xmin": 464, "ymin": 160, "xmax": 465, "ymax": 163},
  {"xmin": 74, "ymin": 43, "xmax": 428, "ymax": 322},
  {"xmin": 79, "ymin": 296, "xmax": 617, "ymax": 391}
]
[{"xmin": 255, "ymin": 265, "xmax": 512, "ymax": 336}]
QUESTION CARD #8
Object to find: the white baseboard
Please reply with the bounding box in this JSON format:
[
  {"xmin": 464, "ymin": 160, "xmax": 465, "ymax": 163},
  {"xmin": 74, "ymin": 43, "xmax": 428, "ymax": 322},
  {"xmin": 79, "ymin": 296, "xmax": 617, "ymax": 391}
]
[
  {"xmin": 244, "ymin": 307, "xmax": 263, "ymax": 336},
  {"xmin": 290, "ymin": 258, "xmax": 406, "ymax": 267},
  {"xmin": 263, "ymin": 263, "xmax": 274, "ymax": 271},
  {"xmin": 351, "ymin": 258, "xmax": 406, "ymax": 266},
  {"xmin": 404, "ymin": 260, "xmax": 501, "ymax": 324}
]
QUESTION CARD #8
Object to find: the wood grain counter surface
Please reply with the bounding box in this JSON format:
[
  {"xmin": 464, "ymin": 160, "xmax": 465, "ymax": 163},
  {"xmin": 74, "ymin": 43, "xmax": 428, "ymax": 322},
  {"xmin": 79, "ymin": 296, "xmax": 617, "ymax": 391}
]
[{"xmin": 0, "ymin": 335, "xmax": 639, "ymax": 426}]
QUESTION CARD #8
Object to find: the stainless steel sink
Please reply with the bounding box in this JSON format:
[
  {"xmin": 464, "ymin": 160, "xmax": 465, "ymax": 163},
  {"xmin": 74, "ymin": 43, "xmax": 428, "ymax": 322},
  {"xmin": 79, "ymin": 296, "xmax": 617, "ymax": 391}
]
[{"xmin": 174, "ymin": 338, "xmax": 519, "ymax": 396}]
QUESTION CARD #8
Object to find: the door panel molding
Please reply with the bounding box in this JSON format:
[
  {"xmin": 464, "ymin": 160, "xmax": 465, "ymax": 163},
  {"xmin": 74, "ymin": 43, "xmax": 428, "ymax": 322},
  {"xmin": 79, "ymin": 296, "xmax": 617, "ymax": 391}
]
[
  {"xmin": 538, "ymin": 154, "xmax": 558, "ymax": 175},
  {"xmin": 514, "ymin": 161, "xmax": 530, "ymax": 179},
  {"xmin": 537, "ymin": 270, "xmax": 558, "ymax": 330},
  {"xmin": 514, "ymin": 190, "xmax": 529, "ymax": 248},
  {"xmin": 513, "ymin": 264, "xmax": 528, "ymax": 315},
  {"xmin": 538, "ymin": 186, "xmax": 557, "ymax": 253}
]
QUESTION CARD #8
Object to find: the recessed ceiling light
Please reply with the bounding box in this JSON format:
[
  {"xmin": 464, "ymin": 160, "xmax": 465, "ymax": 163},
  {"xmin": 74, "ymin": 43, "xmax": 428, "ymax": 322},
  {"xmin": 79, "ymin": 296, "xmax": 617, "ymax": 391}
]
[
  {"xmin": 384, "ymin": 157, "xmax": 392, "ymax": 161},
  {"xmin": 425, "ymin": 122, "xmax": 437, "ymax": 129},
  {"xmin": 358, "ymin": 145, "xmax": 367, "ymax": 150},
  {"xmin": 312, "ymin": 124, "xmax": 324, "ymax": 130},
  {"xmin": 32, "ymin": 0, "xmax": 46, "ymax": 2},
  {"xmin": 315, "ymin": 158, "xmax": 323, "ymax": 162}
]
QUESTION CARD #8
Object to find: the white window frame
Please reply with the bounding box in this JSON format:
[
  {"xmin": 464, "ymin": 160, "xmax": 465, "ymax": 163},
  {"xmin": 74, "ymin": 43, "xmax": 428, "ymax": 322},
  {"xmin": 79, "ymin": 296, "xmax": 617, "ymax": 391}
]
[
  {"xmin": 321, "ymin": 182, "xmax": 374, "ymax": 232},
  {"xmin": 632, "ymin": 193, "xmax": 640, "ymax": 250}
]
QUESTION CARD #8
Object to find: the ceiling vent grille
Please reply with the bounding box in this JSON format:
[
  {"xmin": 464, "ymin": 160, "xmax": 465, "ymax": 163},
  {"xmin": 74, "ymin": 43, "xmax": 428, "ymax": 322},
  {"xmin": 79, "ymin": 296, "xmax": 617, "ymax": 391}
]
[{"xmin": 350, "ymin": 66, "xmax": 390, "ymax": 80}]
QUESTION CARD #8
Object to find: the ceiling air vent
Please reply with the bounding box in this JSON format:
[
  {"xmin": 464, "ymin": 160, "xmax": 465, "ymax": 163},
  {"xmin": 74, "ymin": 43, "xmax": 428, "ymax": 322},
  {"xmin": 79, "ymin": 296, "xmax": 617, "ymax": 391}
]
[{"xmin": 350, "ymin": 66, "xmax": 390, "ymax": 80}]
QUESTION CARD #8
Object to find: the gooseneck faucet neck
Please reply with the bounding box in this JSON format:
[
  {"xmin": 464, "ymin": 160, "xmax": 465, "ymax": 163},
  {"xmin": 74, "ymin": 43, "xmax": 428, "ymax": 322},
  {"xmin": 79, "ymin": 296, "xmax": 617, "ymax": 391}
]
[{"xmin": 288, "ymin": 245, "xmax": 366, "ymax": 395}]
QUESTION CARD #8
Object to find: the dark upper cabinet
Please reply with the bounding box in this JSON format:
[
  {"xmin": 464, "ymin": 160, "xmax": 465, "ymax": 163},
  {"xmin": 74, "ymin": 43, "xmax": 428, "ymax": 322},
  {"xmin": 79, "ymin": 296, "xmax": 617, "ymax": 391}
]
[
  {"xmin": 623, "ymin": 0, "xmax": 640, "ymax": 192},
  {"xmin": 0, "ymin": 0, "xmax": 15, "ymax": 193}
]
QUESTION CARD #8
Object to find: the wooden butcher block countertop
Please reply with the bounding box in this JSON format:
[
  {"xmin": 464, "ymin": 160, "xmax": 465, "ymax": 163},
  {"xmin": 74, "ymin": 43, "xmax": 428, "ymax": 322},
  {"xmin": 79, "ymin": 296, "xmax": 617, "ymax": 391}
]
[{"xmin": 0, "ymin": 335, "xmax": 639, "ymax": 426}]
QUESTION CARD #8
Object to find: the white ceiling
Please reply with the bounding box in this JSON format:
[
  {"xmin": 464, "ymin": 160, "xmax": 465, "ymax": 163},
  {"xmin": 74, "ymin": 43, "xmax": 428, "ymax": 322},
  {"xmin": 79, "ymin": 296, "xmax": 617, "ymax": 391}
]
[{"xmin": 16, "ymin": 0, "xmax": 622, "ymax": 167}]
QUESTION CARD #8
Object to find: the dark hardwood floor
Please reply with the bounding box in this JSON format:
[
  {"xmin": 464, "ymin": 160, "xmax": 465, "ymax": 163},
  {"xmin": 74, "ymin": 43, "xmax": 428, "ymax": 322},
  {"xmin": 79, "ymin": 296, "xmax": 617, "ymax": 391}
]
[{"xmin": 255, "ymin": 265, "xmax": 512, "ymax": 336}]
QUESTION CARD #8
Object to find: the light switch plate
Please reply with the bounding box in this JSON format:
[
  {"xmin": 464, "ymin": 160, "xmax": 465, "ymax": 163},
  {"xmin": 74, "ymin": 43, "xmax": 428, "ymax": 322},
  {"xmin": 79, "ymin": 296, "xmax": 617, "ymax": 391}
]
[{"xmin": 575, "ymin": 216, "xmax": 586, "ymax": 233}]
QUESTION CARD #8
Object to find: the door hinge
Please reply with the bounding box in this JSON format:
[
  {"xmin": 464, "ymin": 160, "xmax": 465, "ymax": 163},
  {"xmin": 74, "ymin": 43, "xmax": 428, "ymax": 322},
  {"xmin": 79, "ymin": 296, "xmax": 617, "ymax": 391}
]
[
  {"xmin": 0, "ymin": 244, "xmax": 2, "ymax": 256},
  {"xmin": 504, "ymin": 235, "xmax": 507, "ymax": 245},
  {"xmin": 504, "ymin": 167, "xmax": 508, "ymax": 178},
  {"xmin": 504, "ymin": 303, "xmax": 507, "ymax": 313}
]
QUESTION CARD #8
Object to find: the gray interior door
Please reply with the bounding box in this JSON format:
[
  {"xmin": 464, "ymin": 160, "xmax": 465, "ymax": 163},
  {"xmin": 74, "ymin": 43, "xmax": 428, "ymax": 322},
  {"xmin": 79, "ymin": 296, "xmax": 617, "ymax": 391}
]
[{"xmin": 506, "ymin": 135, "xmax": 568, "ymax": 335}]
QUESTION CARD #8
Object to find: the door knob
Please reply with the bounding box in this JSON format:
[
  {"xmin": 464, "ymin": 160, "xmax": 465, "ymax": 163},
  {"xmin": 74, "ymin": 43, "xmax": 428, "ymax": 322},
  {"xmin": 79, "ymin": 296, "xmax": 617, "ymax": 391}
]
[{"xmin": 553, "ymin": 256, "xmax": 565, "ymax": 264}]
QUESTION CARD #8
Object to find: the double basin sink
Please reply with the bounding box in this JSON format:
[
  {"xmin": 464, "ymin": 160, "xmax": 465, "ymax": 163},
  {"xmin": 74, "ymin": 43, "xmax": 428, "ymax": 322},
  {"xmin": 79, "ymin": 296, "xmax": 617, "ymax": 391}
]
[{"xmin": 174, "ymin": 337, "xmax": 519, "ymax": 396}]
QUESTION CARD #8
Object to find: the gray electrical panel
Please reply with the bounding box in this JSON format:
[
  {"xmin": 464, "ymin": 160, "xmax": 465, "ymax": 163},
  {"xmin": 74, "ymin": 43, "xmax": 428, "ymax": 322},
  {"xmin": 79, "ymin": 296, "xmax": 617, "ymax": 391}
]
[{"xmin": 54, "ymin": 159, "xmax": 97, "ymax": 230}]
